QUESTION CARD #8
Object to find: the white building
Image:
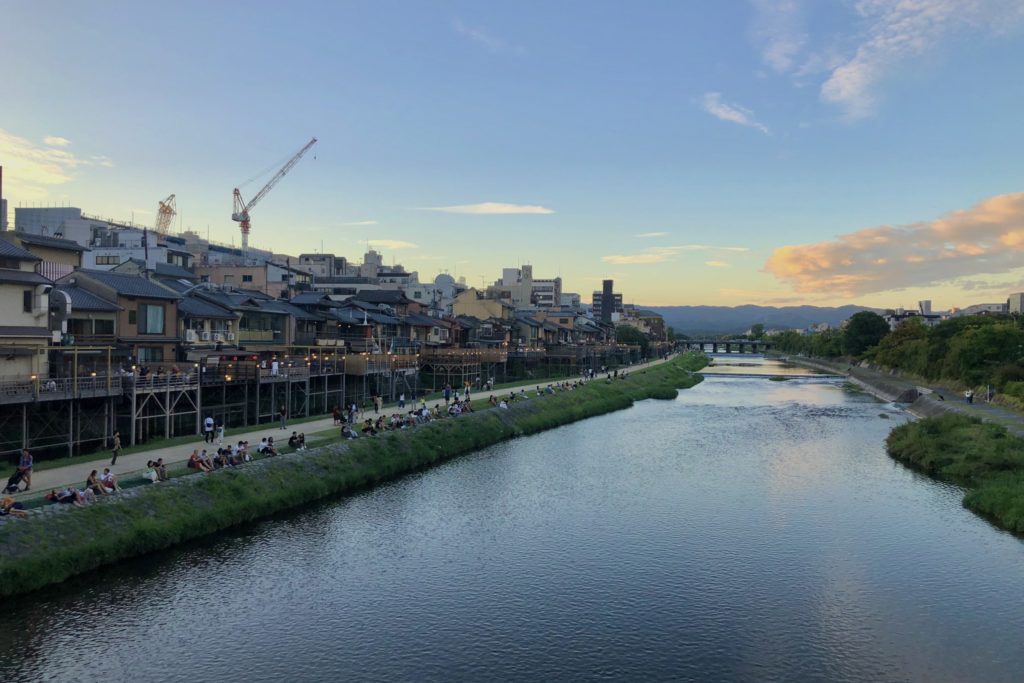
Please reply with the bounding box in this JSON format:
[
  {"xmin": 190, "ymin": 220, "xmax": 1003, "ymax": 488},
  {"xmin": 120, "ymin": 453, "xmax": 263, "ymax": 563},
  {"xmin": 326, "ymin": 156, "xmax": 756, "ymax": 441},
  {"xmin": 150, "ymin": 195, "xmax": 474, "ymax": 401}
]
[{"xmin": 1008, "ymin": 293, "xmax": 1024, "ymax": 314}]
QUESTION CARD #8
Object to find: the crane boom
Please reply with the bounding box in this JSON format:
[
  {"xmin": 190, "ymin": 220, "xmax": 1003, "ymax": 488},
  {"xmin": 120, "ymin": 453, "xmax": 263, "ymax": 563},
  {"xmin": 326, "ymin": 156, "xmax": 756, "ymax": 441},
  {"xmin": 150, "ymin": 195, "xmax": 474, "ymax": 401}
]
[
  {"xmin": 155, "ymin": 194, "xmax": 177, "ymax": 235},
  {"xmin": 232, "ymin": 136, "xmax": 317, "ymax": 248}
]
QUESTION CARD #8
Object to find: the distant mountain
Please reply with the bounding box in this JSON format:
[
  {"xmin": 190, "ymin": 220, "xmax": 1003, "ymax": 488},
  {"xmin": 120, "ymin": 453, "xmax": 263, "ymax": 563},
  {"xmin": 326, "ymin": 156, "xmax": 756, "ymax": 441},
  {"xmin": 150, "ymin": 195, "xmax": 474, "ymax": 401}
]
[{"xmin": 644, "ymin": 304, "xmax": 878, "ymax": 336}]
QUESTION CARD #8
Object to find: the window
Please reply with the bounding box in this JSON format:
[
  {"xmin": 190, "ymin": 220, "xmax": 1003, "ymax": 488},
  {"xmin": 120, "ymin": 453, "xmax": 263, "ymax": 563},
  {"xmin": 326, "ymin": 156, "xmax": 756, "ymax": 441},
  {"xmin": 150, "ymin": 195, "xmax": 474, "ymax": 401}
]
[
  {"xmin": 0, "ymin": 258, "xmax": 19, "ymax": 269},
  {"xmin": 200, "ymin": 275, "xmax": 210, "ymax": 283},
  {"xmin": 23, "ymin": 290, "xmax": 32, "ymax": 313},
  {"xmin": 137, "ymin": 304, "xmax": 165, "ymax": 335},
  {"xmin": 128, "ymin": 309, "xmax": 136, "ymax": 325},
  {"xmin": 137, "ymin": 347, "xmax": 164, "ymax": 362},
  {"xmin": 242, "ymin": 274, "xmax": 253, "ymax": 283},
  {"xmin": 94, "ymin": 319, "xmax": 114, "ymax": 335},
  {"xmin": 413, "ymin": 291, "xmax": 422, "ymax": 299},
  {"xmin": 95, "ymin": 255, "xmax": 120, "ymax": 265}
]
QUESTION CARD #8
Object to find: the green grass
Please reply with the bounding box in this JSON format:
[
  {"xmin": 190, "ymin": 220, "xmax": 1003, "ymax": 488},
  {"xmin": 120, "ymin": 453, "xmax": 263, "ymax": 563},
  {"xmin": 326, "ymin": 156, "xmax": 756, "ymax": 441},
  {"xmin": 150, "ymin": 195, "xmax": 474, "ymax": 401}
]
[
  {"xmin": 887, "ymin": 413, "xmax": 1024, "ymax": 533},
  {"xmin": 0, "ymin": 353, "xmax": 706, "ymax": 597}
]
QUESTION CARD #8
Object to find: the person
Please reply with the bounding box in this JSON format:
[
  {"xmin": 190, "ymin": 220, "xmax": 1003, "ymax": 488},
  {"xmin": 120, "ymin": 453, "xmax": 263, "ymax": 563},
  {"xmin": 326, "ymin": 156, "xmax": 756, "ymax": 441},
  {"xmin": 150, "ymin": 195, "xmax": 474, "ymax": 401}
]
[
  {"xmin": 215, "ymin": 418, "xmax": 225, "ymax": 446},
  {"xmin": 17, "ymin": 449, "xmax": 32, "ymax": 491},
  {"xmin": 101, "ymin": 468, "xmax": 121, "ymax": 492},
  {"xmin": 499, "ymin": 400, "xmax": 509, "ymax": 409},
  {"xmin": 144, "ymin": 461, "xmax": 160, "ymax": 483},
  {"xmin": 297, "ymin": 433, "xmax": 306, "ymax": 451},
  {"xmin": 420, "ymin": 397, "xmax": 427, "ymax": 411},
  {"xmin": 279, "ymin": 405, "xmax": 287, "ymax": 430},
  {"xmin": 341, "ymin": 424, "xmax": 358, "ymax": 439},
  {"xmin": 0, "ymin": 496, "xmax": 27, "ymax": 518},
  {"xmin": 86, "ymin": 469, "xmax": 110, "ymax": 496},
  {"xmin": 188, "ymin": 449, "xmax": 211, "ymax": 473},
  {"xmin": 155, "ymin": 458, "xmax": 169, "ymax": 481},
  {"xmin": 288, "ymin": 431, "xmax": 300, "ymax": 449},
  {"xmin": 965, "ymin": 389, "xmax": 974, "ymax": 404},
  {"xmin": 489, "ymin": 395, "xmax": 497, "ymax": 406},
  {"xmin": 333, "ymin": 405, "xmax": 342, "ymax": 425},
  {"xmin": 398, "ymin": 393, "xmax": 405, "ymax": 409},
  {"xmin": 111, "ymin": 431, "xmax": 122, "ymax": 465},
  {"xmin": 271, "ymin": 359, "xmax": 280, "ymax": 376},
  {"xmin": 265, "ymin": 437, "xmax": 278, "ymax": 456},
  {"xmin": 362, "ymin": 419, "xmax": 377, "ymax": 436},
  {"xmin": 204, "ymin": 414, "xmax": 214, "ymax": 443},
  {"xmin": 443, "ymin": 385, "xmax": 451, "ymax": 406},
  {"xmin": 257, "ymin": 438, "xmax": 270, "ymax": 454}
]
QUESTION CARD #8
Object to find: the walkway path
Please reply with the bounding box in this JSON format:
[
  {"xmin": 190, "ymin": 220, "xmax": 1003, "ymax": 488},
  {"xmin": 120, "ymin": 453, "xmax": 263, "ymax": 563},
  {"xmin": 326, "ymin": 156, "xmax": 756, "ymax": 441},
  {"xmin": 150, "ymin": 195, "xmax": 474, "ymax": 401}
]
[{"xmin": 13, "ymin": 356, "xmax": 675, "ymax": 499}]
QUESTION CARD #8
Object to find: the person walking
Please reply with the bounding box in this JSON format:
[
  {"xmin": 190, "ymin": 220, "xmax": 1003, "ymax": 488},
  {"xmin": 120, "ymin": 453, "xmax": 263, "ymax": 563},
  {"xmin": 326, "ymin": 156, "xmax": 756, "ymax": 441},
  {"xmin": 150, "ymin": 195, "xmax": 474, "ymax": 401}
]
[
  {"xmin": 17, "ymin": 449, "xmax": 33, "ymax": 491},
  {"xmin": 203, "ymin": 414, "xmax": 214, "ymax": 443},
  {"xmin": 111, "ymin": 431, "xmax": 122, "ymax": 465},
  {"xmin": 215, "ymin": 418, "xmax": 225, "ymax": 446},
  {"xmin": 279, "ymin": 405, "xmax": 288, "ymax": 429}
]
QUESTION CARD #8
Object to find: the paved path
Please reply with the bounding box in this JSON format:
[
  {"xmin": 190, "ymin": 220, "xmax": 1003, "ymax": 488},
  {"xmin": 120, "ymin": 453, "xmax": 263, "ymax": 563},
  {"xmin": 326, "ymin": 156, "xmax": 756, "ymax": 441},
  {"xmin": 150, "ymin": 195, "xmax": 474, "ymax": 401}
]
[{"xmin": 13, "ymin": 356, "xmax": 675, "ymax": 498}]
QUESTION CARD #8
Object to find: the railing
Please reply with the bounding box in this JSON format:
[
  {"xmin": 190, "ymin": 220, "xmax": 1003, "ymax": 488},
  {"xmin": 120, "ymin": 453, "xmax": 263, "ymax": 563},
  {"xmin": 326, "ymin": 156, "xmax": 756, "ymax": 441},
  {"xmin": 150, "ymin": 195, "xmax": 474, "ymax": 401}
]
[
  {"xmin": 0, "ymin": 375, "xmax": 125, "ymax": 404},
  {"xmin": 237, "ymin": 329, "xmax": 283, "ymax": 343},
  {"xmin": 345, "ymin": 353, "xmax": 418, "ymax": 376}
]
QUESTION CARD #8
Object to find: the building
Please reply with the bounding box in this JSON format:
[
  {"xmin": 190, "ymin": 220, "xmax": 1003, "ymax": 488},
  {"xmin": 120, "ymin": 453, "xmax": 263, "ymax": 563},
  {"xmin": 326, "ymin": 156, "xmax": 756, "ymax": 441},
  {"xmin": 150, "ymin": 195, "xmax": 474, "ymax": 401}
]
[
  {"xmin": 1009, "ymin": 293, "xmax": 1024, "ymax": 315},
  {"xmin": 0, "ymin": 231, "xmax": 87, "ymax": 280},
  {"xmin": 592, "ymin": 280, "xmax": 623, "ymax": 322},
  {"xmin": 952, "ymin": 302, "xmax": 1008, "ymax": 318},
  {"xmin": 531, "ymin": 277, "xmax": 563, "ymax": 308},
  {"xmin": 297, "ymin": 252, "xmax": 348, "ymax": 279},
  {"xmin": 0, "ymin": 239, "xmax": 52, "ymax": 377},
  {"xmin": 560, "ymin": 292, "xmax": 582, "ymax": 309},
  {"xmin": 194, "ymin": 261, "xmax": 311, "ymax": 299}
]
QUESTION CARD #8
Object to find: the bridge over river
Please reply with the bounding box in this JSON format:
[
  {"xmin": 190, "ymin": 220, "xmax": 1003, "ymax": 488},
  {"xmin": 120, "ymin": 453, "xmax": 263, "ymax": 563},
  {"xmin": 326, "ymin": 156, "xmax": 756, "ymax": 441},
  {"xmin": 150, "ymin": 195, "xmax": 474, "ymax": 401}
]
[{"xmin": 683, "ymin": 339, "xmax": 775, "ymax": 353}]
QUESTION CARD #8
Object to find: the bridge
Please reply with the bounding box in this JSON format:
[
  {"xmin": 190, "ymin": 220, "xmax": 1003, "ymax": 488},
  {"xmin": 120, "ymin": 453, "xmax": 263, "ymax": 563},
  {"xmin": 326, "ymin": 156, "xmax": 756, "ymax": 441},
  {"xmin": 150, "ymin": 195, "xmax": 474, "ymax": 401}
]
[{"xmin": 683, "ymin": 339, "xmax": 776, "ymax": 354}]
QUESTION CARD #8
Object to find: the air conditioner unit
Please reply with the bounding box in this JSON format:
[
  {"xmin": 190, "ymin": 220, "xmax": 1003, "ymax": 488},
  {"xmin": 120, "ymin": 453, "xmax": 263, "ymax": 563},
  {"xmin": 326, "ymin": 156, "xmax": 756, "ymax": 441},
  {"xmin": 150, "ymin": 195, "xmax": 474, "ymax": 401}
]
[
  {"xmin": 185, "ymin": 329, "xmax": 199, "ymax": 343},
  {"xmin": 225, "ymin": 332, "xmax": 236, "ymax": 341},
  {"xmin": 213, "ymin": 332, "xmax": 225, "ymax": 343},
  {"xmin": 200, "ymin": 331, "xmax": 212, "ymax": 342}
]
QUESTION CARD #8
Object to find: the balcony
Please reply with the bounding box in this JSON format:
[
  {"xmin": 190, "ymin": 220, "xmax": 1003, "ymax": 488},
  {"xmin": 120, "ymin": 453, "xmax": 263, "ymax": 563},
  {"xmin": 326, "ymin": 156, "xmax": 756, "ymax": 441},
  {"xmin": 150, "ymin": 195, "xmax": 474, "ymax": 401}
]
[{"xmin": 237, "ymin": 329, "xmax": 284, "ymax": 344}]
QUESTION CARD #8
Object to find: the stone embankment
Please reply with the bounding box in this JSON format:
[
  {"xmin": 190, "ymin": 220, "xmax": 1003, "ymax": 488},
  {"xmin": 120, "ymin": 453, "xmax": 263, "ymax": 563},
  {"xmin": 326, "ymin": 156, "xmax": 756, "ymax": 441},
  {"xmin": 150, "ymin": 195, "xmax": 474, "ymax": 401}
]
[{"xmin": 0, "ymin": 354, "xmax": 706, "ymax": 598}]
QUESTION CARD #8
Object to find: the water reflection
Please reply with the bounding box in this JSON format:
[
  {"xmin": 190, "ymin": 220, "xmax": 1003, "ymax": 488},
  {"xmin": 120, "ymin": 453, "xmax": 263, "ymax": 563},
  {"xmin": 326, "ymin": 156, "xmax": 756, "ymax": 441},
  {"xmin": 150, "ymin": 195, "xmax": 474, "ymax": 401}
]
[{"xmin": 2, "ymin": 374, "xmax": 1023, "ymax": 682}]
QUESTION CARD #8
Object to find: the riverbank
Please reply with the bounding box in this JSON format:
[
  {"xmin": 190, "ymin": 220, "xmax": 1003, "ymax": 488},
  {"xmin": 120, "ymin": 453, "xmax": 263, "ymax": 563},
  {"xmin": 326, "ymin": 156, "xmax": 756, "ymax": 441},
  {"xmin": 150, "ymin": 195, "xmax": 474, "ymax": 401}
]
[
  {"xmin": 887, "ymin": 414, "xmax": 1024, "ymax": 535},
  {"xmin": 0, "ymin": 353, "xmax": 706, "ymax": 597}
]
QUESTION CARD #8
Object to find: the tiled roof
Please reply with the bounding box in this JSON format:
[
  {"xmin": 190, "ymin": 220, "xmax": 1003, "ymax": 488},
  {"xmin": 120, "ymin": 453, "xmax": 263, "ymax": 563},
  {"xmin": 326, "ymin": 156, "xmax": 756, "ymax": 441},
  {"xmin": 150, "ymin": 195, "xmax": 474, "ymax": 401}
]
[
  {"xmin": 54, "ymin": 284, "xmax": 121, "ymax": 312},
  {"xmin": 0, "ymin": 239, "xmax": 41, "ymax": 261},
  {"xmin": 290, "ymin": 292, "xmax": 333, "ymax": 305},
  {"xmin": 75, "ymin": 269, "xmax": 180, "ymax": 300},
  {"xmin": 11, "ymin": 232, "xmax": 88, "ymax": 252},
  {"xmin": 0, "ymin": 269, "xmax": 51, "ymax": 286},
  {"xmin": 154, "ymin": 262, "xmax": 196, "ymax": 279},
  {"xmin": 179, "ymin": 296, "xmax": 237, "ymax": 319}
]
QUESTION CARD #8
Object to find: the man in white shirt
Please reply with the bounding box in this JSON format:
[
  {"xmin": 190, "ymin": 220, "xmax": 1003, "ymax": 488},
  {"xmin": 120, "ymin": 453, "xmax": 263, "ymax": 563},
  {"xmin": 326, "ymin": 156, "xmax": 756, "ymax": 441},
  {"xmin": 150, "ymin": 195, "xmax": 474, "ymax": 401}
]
[{"xmin": 203, "ymin": 415, "xmax": 214, "ymax": 443}]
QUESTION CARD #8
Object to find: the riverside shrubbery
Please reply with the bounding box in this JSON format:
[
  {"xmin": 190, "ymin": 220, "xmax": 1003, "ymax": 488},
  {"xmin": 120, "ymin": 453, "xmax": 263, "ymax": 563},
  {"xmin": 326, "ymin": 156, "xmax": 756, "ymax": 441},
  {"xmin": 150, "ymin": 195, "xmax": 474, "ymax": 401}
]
[
  {"xmin": 887, "ymin": 413, "xmax": 1024, "ymax": 533},
  {"xmin": 0, "ymin": 353, "xmax": 707, "ymax": 597}
]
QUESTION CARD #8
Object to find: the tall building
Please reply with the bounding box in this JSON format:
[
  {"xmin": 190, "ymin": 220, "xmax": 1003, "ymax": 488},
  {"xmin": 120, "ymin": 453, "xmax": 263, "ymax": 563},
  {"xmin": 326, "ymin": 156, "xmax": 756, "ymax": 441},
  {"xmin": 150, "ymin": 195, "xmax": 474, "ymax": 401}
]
[
  {"xmin": 1009, "ymin": 293, "xmax": 1024, "ymax": 315},
  {"xmin": 593, "ymin": 279, "xmax": 622, "ymax": 322}
]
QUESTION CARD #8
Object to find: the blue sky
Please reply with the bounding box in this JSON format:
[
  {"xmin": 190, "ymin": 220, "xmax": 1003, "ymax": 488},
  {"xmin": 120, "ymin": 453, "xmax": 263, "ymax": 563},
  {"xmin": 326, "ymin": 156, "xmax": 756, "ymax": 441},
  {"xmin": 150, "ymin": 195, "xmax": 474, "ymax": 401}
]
[{"xmin": 4, "ymin": 0, "xmax": 1024, "ymax": 307}]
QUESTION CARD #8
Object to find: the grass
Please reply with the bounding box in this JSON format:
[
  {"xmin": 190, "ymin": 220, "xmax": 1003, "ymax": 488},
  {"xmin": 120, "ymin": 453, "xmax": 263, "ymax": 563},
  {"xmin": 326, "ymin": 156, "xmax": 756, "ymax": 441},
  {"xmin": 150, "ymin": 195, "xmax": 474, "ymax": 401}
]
[
  {"xmin": 886, "ymin": 413, "xmax": 1024, "ymax": 534},
  {"xmin": 0, "ymin": 353, "xmax": 706, "ymax": 597}
]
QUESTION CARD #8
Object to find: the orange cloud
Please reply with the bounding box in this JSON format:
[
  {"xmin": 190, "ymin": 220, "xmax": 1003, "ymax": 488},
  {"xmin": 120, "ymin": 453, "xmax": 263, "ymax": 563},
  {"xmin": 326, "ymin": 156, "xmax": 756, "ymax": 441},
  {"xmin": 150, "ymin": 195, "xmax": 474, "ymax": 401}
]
[{"xmin": 765, "ymin": 192, "xmax": 1024, "ymax": 296}]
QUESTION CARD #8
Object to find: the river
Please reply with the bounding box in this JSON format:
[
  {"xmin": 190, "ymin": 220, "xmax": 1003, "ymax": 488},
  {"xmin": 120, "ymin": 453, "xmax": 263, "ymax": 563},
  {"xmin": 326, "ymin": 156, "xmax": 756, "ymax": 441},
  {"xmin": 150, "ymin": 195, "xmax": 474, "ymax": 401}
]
[{"xmin": 2, "ymin": 358, "xmax": 1023, "ymax": 682}]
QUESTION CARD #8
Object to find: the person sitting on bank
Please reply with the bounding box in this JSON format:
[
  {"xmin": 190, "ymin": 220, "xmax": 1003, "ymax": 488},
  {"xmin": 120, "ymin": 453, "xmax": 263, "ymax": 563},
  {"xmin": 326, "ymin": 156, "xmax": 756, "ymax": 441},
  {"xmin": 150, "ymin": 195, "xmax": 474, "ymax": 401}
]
[
  {"xmin": 488, "ymin": 395, "xmax": 498, "ymax": 406},
  {"xmin": 0, "ymin": 496, "xmax": 27, "ymax": 518},
  {"xmin": 341, "ymin": 424, "xmax": 359, "ymax": 439},
  {"xmin": 155, "ymin": 458, "xmax": 170, "ymax": 481},
  {"xmin": 297, "ymin": 433, "xmax": 306, "ymax": 450},
  {"xmin": 288, "ymin": 431, "xmax": 300, "ymax": 449},
  {"xmin": 86, "ymin": 469, "xmax": 111, "ymax": 496},
  {"xmin": 188, "ymin": 449, "xmax": 212, "ymax": 473},
  {"xmin": 362, "ymin": 419, "xmax": 377, "ymax": 436},
  {"xmin": 264, "ymin": 437, "xmax": 279, "ymax": 456},
  {"xmin": 100, "ymin": 468, "xmax": 121, "ymax": 492},
  {"xmin": 144, "ymin": 461, "xmax": 160, "ymax": 483}
]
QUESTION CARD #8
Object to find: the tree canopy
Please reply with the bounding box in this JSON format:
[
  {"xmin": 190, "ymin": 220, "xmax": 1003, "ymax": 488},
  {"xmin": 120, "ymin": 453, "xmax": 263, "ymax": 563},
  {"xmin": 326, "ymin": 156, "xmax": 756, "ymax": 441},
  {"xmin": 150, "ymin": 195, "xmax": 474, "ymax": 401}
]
[{"xmin": 841, "ymin": 312, "xmax": 890, "ymax": 356}]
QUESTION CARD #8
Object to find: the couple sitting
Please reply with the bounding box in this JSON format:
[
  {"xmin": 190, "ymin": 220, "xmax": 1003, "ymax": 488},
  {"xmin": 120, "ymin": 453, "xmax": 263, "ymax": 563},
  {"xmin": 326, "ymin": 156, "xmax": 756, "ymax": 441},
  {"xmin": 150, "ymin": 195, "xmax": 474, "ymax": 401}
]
[
  {"xmin": 86, "ymin": 468, "xmax": 120, "ymax": 495},
  {"xmin": 257, "ymin": 437, "xmax": 278, "ymax": 456},
  {"xmin": 287, "ymin": 432, "xmax": 307, "ymax": 451},
  {"xmin": 187, "ymin": 449, "xmax": 213, "ymax": 473},
  {"xmin": 144, "ymin": 459, "xmax": 169, "ymax": 483}
]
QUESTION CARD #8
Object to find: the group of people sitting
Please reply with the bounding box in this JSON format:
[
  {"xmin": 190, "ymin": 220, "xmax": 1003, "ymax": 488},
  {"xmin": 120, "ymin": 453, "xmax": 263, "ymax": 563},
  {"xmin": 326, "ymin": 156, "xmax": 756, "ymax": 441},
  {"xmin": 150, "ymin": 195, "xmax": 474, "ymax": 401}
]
[
  {"xmin": 85, "ymin": 468, "xmax": 121, "ymax": 495},
  {"xmin": 342, "ymin": 402, "xmax": 464, "ymax": 438},
  {"xmin": 188, "ymin": 440, "xmax": 262, "ymax": 473}
]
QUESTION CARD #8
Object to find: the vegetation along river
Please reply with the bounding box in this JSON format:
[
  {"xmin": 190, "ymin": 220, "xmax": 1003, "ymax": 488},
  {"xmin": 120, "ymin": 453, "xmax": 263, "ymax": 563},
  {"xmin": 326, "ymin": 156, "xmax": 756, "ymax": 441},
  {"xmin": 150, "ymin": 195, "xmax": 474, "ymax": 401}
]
[{"xmin": 2, "ymin": 357, "xmax": 1023, "ymax": 682}]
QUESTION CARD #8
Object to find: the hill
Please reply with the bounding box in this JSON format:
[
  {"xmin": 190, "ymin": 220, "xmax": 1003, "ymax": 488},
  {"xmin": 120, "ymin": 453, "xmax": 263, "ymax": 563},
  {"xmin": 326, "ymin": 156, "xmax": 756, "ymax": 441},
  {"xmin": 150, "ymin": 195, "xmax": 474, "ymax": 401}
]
[{"xmin": 645, "ymin": 304, "xmax": 876, "ymax": 336}]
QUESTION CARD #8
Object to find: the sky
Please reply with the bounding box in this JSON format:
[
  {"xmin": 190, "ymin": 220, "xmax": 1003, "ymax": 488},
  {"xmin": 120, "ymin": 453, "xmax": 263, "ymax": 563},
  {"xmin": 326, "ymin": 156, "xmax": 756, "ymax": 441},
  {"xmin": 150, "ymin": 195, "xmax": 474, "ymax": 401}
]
[{"xmin": 3, "ymin": 0, "xmax": 1024, "ymax": 309}]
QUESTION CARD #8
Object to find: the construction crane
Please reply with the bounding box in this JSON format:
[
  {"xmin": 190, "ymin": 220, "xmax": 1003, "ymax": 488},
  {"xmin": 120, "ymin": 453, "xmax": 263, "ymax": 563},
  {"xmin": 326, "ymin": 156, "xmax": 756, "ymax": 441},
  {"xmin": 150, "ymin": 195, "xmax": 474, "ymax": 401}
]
[
  {"xmin": 232, "ymin": 137, "xmax": 317, "ymax": 249},
  {"xmin": 155, "ymin": 194, "xmax": 177, "ymax": 235}
]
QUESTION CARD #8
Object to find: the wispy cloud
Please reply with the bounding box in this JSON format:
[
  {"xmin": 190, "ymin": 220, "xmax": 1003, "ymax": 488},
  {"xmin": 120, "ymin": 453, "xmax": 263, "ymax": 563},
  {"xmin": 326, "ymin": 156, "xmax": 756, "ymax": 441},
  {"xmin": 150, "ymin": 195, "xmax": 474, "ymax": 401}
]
[
  {"xmin": 419, "ymin": 202, "xmax": 554, "ymax": 215},
  {"xmin": 751, "ymin": 0, "xmax": 807, "ymax": 73},
  {"xmin": 765, "ymin": 192, "xmax": 1024, "ymax": 297},
  {"xmin": 705, "ymin": 261, "xmax": 730, "ymax": 268},
  {"xmin": 602, "ymin": 244, "xmax": 749, "ymax": 265},
  {"xmin": 43, "ymin": 135, "xmax": 72, "ymax": 147},
  {"xmin": 367, "ymin": 239, "xmax": 418, "ymax": 250},
  {"xmin": 635, "ymin": 231, "xmax": 669, "ymax": 238},
  {"xmin": 0, "ymin": 129, "xmax": 113, "ymax": 201},
  {"xmin": 701, "ymin": 92, "xmax": 770, "ymax": 134},
  {"xmin": 758, "ymin": 1, "xmax": 1024, "ymax": 119},
  {"xmin": 452, "ymin": 18, "xmax": 525, "ymax": 56},
  {"xmin": 344, "ymin": 220, "xmax": 378, "ymax": 226}
]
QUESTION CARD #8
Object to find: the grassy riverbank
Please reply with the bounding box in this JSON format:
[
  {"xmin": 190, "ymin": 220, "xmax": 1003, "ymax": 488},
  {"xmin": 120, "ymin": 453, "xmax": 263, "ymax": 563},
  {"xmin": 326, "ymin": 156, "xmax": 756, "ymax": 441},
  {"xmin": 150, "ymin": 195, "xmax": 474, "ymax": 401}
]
[
  {"xmin": 887, "ymin": 414, "xmax": 1024, "ymax": 534},
  {"xmin": 0, "ymin": 353, "xmax": 706, "ymax": 597}
]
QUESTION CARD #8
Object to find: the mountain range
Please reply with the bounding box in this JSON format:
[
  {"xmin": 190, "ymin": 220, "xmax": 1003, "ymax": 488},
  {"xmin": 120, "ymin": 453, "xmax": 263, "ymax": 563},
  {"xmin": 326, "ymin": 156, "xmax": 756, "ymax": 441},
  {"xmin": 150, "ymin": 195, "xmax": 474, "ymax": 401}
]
[{"xmin": 644, "ymin": 305, "xmax": 877, "ymax": 336}]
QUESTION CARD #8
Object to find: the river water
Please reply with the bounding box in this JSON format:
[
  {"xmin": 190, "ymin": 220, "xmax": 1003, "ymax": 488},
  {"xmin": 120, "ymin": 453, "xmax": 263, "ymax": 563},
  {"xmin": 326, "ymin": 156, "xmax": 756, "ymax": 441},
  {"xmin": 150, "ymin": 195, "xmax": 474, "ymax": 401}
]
[{"xmin": 2, "ymin": 358, "xmax": 1023, "ymax": 682}]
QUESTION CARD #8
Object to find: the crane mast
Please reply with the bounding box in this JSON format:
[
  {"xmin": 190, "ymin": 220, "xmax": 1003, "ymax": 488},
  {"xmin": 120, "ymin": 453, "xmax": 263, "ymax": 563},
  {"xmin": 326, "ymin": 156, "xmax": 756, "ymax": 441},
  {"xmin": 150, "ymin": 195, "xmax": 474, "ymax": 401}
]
[
  {"xmin": 232, "ymin": 136, "xmax": 317, "ymax": 249},
  {"xmin": 155, "ymin": 194, "xmax": 177, "ymax": 235}
]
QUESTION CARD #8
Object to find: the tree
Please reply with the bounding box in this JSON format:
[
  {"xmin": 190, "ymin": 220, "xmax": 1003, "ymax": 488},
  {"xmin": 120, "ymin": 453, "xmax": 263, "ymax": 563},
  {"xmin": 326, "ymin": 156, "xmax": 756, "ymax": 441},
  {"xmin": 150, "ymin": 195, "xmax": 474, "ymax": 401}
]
[
  {"xmin": 615, "ymin": 324, "xmax": 650, "ymax": 356},
  {"xmin": 748, "ymin": 323, "xmax": 765, "ymax": 340},
  {"xmin": 842, "ymin": 311, "xmax": 890, "ymax": 356}
]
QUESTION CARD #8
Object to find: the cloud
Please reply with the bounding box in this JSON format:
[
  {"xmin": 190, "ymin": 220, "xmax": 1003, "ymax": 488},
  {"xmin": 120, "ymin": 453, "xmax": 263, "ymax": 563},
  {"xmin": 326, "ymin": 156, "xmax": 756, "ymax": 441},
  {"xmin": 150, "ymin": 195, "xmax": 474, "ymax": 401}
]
[
  {"xmin": 816, "ymin": 1, "xmax": 1024, "ymax": 119},
  {"xmin": 367, "ymin": 239, "xmax": 418, "ymax": 250},
  {"xmin": 705, "ymin": 261, "xmax": 730, "ymax": 268},
  {"xmin": 751, "ymin": 0, "xmax": 807, "ymax": 73},
  {"xmin": 419, "ymin": 202, "xmax": 554, "ymax": 215},
  {"xmin": 343, "ymin": 220, "xmax": 378, "ymax": 226},
  {"xmin": 701, "ymin": 92, "xmax": 770, "ymax": 134},
  {"xmin": 602, "ymin": 244, "xmax": 749, "ymax": 265},
  {"xmin": 452, "ymin": 18, "xmax": 525, "ymax": 55},
  {"xmin": 0, "ymin": 129, "xmax": 113, "ymax": 201},
  {"xmin": 635, "ymin": 231, "xmax": 669, "ymax": 238},
  {"xmin": 765, "ymin": 192, "xmax": 1024, "ymax": 297}
]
